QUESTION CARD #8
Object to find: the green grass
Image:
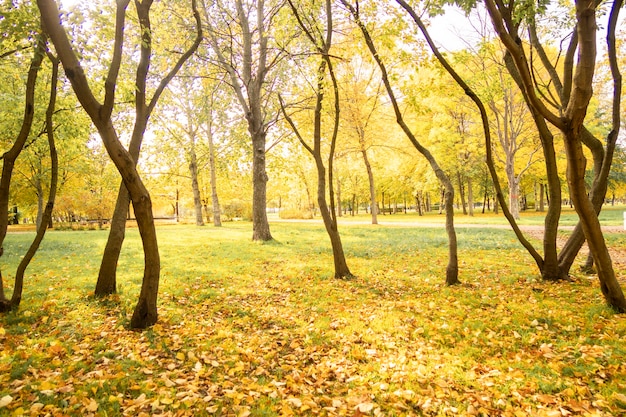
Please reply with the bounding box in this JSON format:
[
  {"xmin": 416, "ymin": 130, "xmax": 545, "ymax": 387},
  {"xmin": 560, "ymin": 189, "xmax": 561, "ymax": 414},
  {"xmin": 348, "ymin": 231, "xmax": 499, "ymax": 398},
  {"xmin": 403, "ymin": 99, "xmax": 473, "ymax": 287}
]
[
  {"xmin": 1, "ymin": 221, "xmax": 625, "ymax": 416},
  {"xmin": 327, "ymin": 204, "xmax": 626, "ymax": 226}
]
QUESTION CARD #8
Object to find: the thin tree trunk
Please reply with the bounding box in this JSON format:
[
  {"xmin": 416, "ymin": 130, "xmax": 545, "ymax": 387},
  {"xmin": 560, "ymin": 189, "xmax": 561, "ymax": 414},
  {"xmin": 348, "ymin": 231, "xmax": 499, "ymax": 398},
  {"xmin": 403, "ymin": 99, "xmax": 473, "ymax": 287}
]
[
  {"xmin": 282, "ymin": 0, "xmax": 352, "ymax": 279},
  {"xmin": 345, "ymin": 0, "xmax": 458, "ymax": 285},
  {"xmin": 458, "ymin": 172, "xmax": 467, "ymax": 215},
  {"xmin": 467, "ymin": 177, "xmax": 474, "ymax": 216},
  {"xmin": 11, "ymin": 53, "xmax": 60, "ymax": 308},
  {"xmin": 189, "ymin": 144, "xmax": 204, "ymax": 226},
  {"xmin": 208, "ymin": 126, "xmax": 222, "ymax": 227},
  {"xmin": 0, "ymin": 35, "xmax": 46, "ymax": 311},
  {"xmin": 94, "ymin": 0, "xmax": 202, "ymax": 296},
  {"xmin": 361, "ymin": 148, "xmax": 378, "ymax": 225},
  {"xmin": 336, "ymin": 176, "xmax": 342, "ymax": 217},
  {"xmin": 39, "ymin": 0, "xmax": 200, "ymax": 328}
]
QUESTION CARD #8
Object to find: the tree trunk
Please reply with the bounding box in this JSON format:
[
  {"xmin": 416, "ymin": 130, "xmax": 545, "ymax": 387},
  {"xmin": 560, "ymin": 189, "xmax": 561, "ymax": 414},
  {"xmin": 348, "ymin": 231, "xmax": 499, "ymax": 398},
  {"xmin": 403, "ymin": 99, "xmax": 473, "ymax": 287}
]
[
  {"xmin": 93, "ymin": 0, "xmax": 201, "ymax": 295},
  {"xmin": 11, "ymin": 54, "xmax": 60, "ymax": 308},
  {"xmin": 0, "ymin": 35, "xmax": 46, "ymax": 311},
  {"xmin": 35, "ymin": 177, "xmax": 44, "ymax": 230},
  {"xmin": 345, "ymin": 0, "xmax": 459, "ymax": 285},
  {"xmin": 361, "ymin": 147, "xmax": 378, "ymax": 224},
  {"xmin": 564, "ymin": 128, "xmax": 625, "ymax": 311},
  {"xmin": 336, "ymin": 177, "xmax": 342, "ymax": 217},
  {"xmin": 208, "ymin": 127, "xmax": 222, "ymax": 227},
  {"xmin": 467, "ymin": 177, "xmax": 474, "ymax": 216},
  {"xmin": 251, "ymin": 129, "xmax": 272, "ymax": 240},
  {"xmin": 280, "ymin": 1, "xmax": 351, "ymax": 278},
  {"xmin": 189, "ymin": 144, "xmax": 204, "ymax": 226},
  {"xmin": 95, "ymin": 186, "xmax": 129, "ymax": 296},
  {"xmin": 458, "ymin": 172, "xmax": 467, "ymax": 215}
]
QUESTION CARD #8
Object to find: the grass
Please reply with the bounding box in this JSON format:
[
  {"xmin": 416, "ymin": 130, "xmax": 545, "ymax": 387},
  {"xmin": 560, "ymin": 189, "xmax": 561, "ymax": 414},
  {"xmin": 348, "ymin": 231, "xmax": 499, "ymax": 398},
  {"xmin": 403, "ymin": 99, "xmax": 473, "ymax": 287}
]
[
  {"xmin": 0, "ymin": 220, "xmax": 625, "ymax": 416},
  {"xmin": 330, "ymin": 204, "xmax": 626, "ymax": 227}
]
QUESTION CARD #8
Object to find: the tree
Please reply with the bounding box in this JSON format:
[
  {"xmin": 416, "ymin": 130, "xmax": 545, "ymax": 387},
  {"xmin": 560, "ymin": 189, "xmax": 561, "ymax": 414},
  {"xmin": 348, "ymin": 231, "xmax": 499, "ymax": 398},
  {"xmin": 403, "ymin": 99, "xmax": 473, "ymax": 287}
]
[
  {"xmin": 280, "ymin": 0, "xmax": 353, "ymax": 279},
  {"xmin": 94, "ymin": 0, "xmax": 202, "ymax": 298},
  {"xmin": 38, "ymin": 0, "xmax": 201, "ymax": 328},
  {"xmin": 337, "ymin": 55, "xmax": 386, "ymax": 224},
  {"xmin": 202, "ymin": 0, "xmax": 290, "ymax": 241},
  {"xmin": 0, "ymin": 15, "xmax": 47, "ymax": 311},
  {"xmin": 483, "ymin": 0, "xmax": 625, "ymax": 310},
  {"xmin": 343, "ymin": 0, "xmax": 460, "ymax": 285},
  {"xmin": 11, "ymin": 51, "xmax": 60, "ymax": 308}
]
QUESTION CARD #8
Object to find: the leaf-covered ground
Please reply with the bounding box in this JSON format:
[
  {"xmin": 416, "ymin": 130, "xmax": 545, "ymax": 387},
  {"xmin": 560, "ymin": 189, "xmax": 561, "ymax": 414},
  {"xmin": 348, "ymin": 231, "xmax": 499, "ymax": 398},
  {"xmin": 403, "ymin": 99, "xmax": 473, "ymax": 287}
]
[{"xmin": 1, "ymin": 222, "xmax": 626, "ymax": 416}]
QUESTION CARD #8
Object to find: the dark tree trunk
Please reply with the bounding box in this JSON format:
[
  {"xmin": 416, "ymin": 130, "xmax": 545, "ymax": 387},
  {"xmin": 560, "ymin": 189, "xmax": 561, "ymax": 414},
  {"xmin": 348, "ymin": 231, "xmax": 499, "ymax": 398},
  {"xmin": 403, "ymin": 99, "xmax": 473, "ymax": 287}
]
[
  {"xmin": 94, "ymin": 0, "xmax": 202, "ymax": 296},
  {"xmin": 11, "ymin": 53, "xmax": 60, "ymax": 309},
  {"xmin": 251, "ymin": 128, "xmax": 272, "ymax": 240},
  {"xmin": 282, "ymin": 0, "xmax": 352, "ymax": 279},
  {"xmin": 345, "ymin": 0, "xmax": 459, "ymax": 285},
  {"xmin": 0, "ymin": 35, "xmax": 46, "ymax": 311},
  {"xmin": 39, "ymin": 0, "xmax": 201, "ymax": 328}
]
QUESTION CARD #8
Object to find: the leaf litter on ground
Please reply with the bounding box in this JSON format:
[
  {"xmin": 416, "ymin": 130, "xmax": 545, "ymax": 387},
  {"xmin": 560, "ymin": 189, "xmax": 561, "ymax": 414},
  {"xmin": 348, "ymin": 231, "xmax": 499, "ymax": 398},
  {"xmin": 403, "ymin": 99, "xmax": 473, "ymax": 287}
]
[{"xmin": 0, "ymin": 223, "xmax": 626, "ymax": 416}]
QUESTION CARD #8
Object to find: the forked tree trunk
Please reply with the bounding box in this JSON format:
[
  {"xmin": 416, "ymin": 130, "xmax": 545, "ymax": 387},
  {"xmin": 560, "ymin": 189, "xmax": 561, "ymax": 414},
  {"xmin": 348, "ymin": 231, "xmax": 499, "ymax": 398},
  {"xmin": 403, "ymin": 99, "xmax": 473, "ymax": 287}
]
[
  {"xmin": 38, "ymin": 0, "xmax": 200, "ymax": 328},
  {"xmin": 94, "ymin": 0, "xmax": 202, "ymax": 296}
]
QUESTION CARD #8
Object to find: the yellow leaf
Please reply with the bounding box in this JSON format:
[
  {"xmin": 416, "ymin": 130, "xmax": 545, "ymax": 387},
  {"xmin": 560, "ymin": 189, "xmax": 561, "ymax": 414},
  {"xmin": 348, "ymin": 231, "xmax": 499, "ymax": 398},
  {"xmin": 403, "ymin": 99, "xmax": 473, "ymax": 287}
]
[
  {"xmin": 161, "ymin": 397, "xmax": 173, "ymax": 405},
  {"xmin": 86, "ymin": 399, "xmax": 98, "ymax": 412},
  {"xmin": 0, "ymin": 395, "xmax": 12, "ymax": 408},
  {"xmin": 0, "ymin": 327, "xmax": 5, "ymax": 336},
  {"xmin": 357, "ymin": 402, "xmax": 375, "ymax": 412},
  {"xmin": 176, "ymin": 352, "xmax": 185, "ymax": 361}
]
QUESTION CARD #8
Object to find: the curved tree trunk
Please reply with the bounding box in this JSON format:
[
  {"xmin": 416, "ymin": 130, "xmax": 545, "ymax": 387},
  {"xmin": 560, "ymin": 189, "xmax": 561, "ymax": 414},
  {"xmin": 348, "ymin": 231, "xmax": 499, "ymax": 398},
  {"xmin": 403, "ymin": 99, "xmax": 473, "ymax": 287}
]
[
  {"xmin": 11, "ymin": 53, "xmax": 60, "ymax": 308},
  {"xmin": 283, "ymin": 0, "xmax": 352, "ymax": 279},
  {"xmin": 0, "ymin": 35, "xmax": 46, "ymax": 312},
  {"xmin": 345, "ymin": 0, "xmax": 459, "ymax": 285},
  {"xmin": 39, "ymin": 0, "xmax": 201, "ymax": 328},
  {"xmin": 93, "ymin": 0, "xmax": 202, "ymax": 295}
]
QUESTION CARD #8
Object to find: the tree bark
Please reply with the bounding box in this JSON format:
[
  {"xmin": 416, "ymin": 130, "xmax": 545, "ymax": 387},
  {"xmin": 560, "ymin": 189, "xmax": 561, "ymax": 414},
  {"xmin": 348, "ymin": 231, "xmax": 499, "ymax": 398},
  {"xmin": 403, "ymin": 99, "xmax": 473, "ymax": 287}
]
[
  {"xmin": 0, "ymin": 34, "xmax": 46, "ymax": 311},
  {"xmin": 361, "ymin": 147, "xmax": 378, "ymax": 224},
  {"xmin": 203, "ymin": 0, "xmax": 275, "ymax": 241},
  {"xmin": 467, "ymin": 177, "xmax": 474, "ymax": 217},
  {"xmin": 283, "ymin": 0, "xmax": 353, "ymax": 279},
  {"xmin": 38, "ymin": 0, "xmax": 178, "ymax": 327},
  {"xmin": 189, "ymin": 142, "xmax": 204, "ymax": 226},
  {"xmin": 95, "ymin": 0, "xmax": 202, "ymax": 295},
  {"xmin": 345, "ymin": 0, "xmax": 459, "ymax": 285},
  {"xmin": 207, "ymin": 124, "xmax": 222, "ymax": 227},
  {"xmin": 11, "ymin": 52, "xmax": 60, "ymax": 309},
  {"xmin": 458, "ymin": 172, "xmax": 467, "ymax": 215}
]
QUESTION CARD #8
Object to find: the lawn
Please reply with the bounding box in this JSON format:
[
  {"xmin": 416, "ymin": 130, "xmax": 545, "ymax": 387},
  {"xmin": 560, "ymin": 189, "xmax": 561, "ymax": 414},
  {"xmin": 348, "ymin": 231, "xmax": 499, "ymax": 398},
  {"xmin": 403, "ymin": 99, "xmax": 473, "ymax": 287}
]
[{"xmin": 1, "ymin": 221, "xmax": 625, "ymax": 416}]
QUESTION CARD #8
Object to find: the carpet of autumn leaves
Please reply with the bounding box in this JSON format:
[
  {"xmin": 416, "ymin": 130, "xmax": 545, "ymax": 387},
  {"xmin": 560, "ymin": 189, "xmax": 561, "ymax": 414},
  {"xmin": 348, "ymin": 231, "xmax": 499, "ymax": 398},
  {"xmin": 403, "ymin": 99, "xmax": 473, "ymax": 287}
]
[{"xmin": 1, "ymin": 222, "xmax": 626, "ymax": 416}]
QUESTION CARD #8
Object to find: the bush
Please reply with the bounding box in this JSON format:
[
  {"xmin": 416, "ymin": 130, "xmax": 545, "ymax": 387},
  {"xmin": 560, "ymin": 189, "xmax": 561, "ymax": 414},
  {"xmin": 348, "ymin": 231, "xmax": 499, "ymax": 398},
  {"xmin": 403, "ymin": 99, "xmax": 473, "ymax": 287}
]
[
  {"xmin": 223, "ymin": 199, "xmax": 252, "ymax": 221},
  {"xmin": 278, "ymin": 208, "xmax": 313, "ymax": 219}
]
